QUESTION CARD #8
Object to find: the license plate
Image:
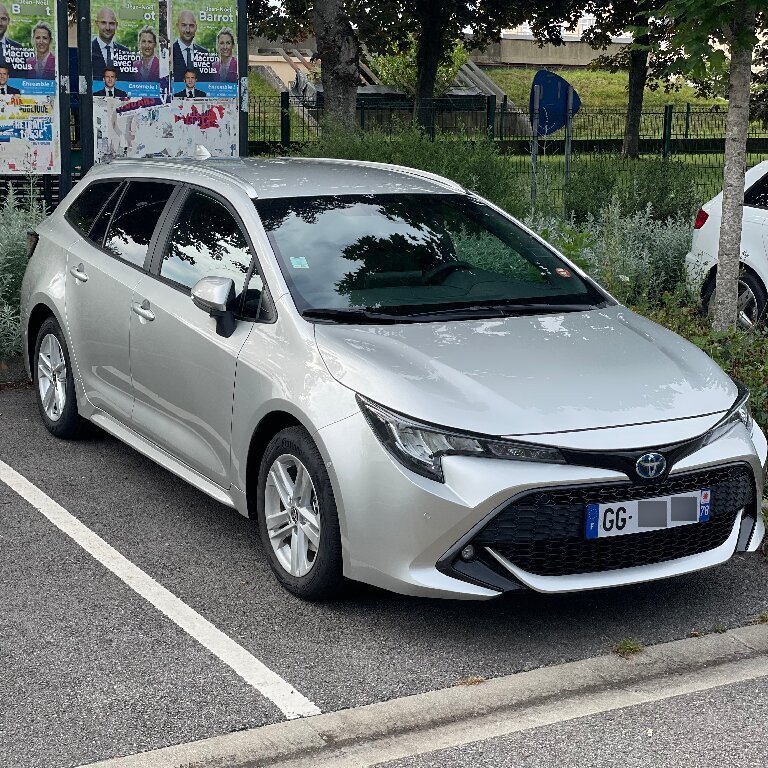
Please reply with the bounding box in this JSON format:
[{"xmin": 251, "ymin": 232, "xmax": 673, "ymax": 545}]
[{"xmin": 585, "ymin": 489, "xmax": 711, "ymax": 540}]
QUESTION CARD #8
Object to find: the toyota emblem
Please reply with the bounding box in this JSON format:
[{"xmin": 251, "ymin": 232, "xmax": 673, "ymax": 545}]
[{"xmin": 636, "ymin": 452, "xmax": 667, "ymax": 480}]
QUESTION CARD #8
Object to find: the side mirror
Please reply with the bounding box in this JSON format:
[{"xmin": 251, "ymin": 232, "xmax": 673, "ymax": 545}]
[
  {"xmin": 191, "ymin": 276, "xmax": 237, "ymax": 338},
  {"xmin": 191, "ymin": 276, "xmax": 236, "ymax": 317}
]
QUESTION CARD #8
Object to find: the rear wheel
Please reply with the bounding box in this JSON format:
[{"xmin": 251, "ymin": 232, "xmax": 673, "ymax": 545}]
[
  {"xmin": 33, "ymin": 317, "xmax": 86, "ymax": 439},
  {"xmin": 256, "ymin": 426, "xmax": 344, "ymax": 600},
  {"xmin": 704, "ymin": 271, "xmax": 767, "ymax": 328}
]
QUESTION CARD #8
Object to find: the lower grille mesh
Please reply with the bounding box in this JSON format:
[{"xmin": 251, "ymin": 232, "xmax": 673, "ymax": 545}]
[{"xmin": 473, "ymin": 465, "xmax": 754, "ymax": 577}]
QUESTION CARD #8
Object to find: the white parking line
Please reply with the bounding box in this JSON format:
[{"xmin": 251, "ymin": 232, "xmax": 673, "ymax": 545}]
[{"xmin": 0, "ymin": 459, "xmax": 321, "ymax": 720}]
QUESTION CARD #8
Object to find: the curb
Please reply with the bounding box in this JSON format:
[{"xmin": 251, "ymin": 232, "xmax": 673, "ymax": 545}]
[{"xmin": 79, "ymin": 623, "xmax": 768, "ymax": 768}]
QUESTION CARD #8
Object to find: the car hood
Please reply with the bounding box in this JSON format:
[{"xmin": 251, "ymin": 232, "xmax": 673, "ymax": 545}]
[{"xmin": 314, "ymin": 306, "xmax": 736, "ymax": 438}]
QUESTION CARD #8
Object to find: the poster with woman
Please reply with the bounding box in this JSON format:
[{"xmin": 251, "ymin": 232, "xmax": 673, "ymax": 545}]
[
  {"xmin": 0, "ymin": 0, "xmax": 57, "ymax": 96},
  {"xmin": 169, "ymin": 2, "xmax": 237, "ymax": 99},
  {"xmin": 91, "ymin": 2, "xmax": 168, "ymax": 99}
]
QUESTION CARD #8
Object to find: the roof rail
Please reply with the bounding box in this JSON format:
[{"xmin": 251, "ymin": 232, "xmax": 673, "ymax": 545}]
[
  {"xmin": 107, "ymin": 157, "xmax": 258, "ymax": 197},
  {"xmin": 298, "ymin": 157, "xmax": 466, "ymax": 193}
]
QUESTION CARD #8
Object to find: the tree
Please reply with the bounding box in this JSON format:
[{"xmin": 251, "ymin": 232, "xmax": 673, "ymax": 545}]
[
  {"xmin": 249, "ymin": 0, "xmax": 361, "ymax": 127},
  {"xmin": 655, "ymin": 0, "xmax": 765, "ymax": 330},
  {"xmin": 371, "ymin": 35, "xmax": 468, "ymax": 97},
  {"xmin": 309, "ymin": 0, "xmax": 361, "ymax": 127}
]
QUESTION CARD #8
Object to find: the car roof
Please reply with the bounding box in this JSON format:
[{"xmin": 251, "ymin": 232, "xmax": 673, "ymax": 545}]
[{"xmin": 84, "ymin": 156, "xmax": 465, "ymax": 199}]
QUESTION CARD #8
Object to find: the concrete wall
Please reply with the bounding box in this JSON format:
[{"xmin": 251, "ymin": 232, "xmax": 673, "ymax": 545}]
[{"xmin": 471, "ymin": 38, "xmax": 627, "ymax": 68}]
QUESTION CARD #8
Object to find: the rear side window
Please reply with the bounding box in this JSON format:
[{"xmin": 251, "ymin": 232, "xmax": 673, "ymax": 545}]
[
  {"xmin": 745, "ymin": 173, "xmax": 768, "ymax": 210},
  {"xmin": 104, "ymin": 181, "xmax": 175, "ymax": 268},
  {"xmin": 66, "ymin": 180, "xmax": 122, "ymax": 239}
]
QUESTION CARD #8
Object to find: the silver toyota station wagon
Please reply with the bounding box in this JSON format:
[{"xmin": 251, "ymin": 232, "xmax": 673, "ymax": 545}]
[{"xmin": 21, "ymin": 157, "xmax": 767, "ymax": 600}]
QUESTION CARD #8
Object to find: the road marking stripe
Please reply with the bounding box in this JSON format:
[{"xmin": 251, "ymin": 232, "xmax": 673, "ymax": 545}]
[{"xmin": 0, "ymin": 459, "xmax": 321, "ymax": 720}]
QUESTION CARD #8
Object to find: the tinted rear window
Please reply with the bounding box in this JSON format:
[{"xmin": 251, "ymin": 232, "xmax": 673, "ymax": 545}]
[
  {"xmin": 66, "ymin": 181, "xmax": 122, "ymax": 239},
  {"xmin": 104, "ymin": 181, "xmax": 175, "ymax": 268}
]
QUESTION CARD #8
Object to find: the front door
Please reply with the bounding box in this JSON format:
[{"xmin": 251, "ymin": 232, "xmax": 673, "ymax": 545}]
[{"xmin": 129, "ymin": 188, "xmax": 255, "ymax": 487}]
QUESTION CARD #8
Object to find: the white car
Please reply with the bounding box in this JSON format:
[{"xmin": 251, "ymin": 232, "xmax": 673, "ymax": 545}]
[
  {"xmin": 20, "ymin": 157, "xmax": 767, "ymax": 601},
  {"xmin": 686, "ymin": 160, "xmax": 768, "ymax": 326}
]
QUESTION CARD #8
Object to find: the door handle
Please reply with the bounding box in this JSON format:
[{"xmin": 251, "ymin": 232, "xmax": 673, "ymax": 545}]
[
  {"xmin": 69, "ymin": 264, "xmax": 88, "ymax": 283},
  {"xmin": 131, "ymin": 299, "xmax": 155, "ymax": 322}
]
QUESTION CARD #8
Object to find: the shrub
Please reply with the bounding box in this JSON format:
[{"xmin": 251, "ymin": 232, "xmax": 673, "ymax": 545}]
[
  {"xmin": 564, "ymin": 157, "xmax": 699, "ymax": 223},
  {"xmin": 524, "ymin": 198, "xmax": 694, "ymax": 308},
  {"xmin": 0, "ymin": 182, "xmax": 47, "ymax": 360},
  {"xmin": 297, "ymin": 122, "xmax": 529, "ymax": 217}
]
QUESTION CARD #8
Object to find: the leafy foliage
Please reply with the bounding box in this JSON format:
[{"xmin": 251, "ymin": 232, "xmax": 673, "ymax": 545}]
[
  {"xmin": 0, "ymin": 184, "xmax": 46, "ymax": 359},
  {"xmin": 371, "ymin": 35, "xmax": 468, "ymax": 97}
]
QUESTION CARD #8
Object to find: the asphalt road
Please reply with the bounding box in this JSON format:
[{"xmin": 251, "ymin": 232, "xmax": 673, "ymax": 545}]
[
  {"xmin": 2, "ymin": 384, "xmax": 768, "ymax": 768},
  {"xmin": 378, "ymin": 677, "xmax": 768, "ymax": 768}
]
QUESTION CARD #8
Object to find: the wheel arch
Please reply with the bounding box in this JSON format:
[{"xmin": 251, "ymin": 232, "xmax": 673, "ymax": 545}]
[
  {"xmin": 244, "ymin": 410, "xmax": 305, "ymax": 515},
  {"xmin": 26, "ymin": 301, "xmax": 61, "ymax": 375}
]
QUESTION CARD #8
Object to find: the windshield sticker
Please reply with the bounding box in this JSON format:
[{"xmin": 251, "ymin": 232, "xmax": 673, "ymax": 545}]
[
  {"xmin": 555, "ymin": 268, "xmax": 572, "ymax": 278},
  {"xmin": 290, "ymin": 256, "xmax": 309, "ymax": 269}
]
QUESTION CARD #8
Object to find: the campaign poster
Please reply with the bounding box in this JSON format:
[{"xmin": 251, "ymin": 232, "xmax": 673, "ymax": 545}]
[
  {"xmin": 0, "ymin": 0, "xmax": 57, "ymax": 96},
  {"xmin": 169, "ymin": 1, "xmax": 237, "ymax": 99},
  {"xmin": 0, "ymin": 95, "xmax": 59, "ymax": 172},
  {"xmin": 93, "ymin": 97, "xmax": 236, "ymax": 162},
  {"xmin": 91, "ymin": 2, "xmax": 168, "ymax": 99}
]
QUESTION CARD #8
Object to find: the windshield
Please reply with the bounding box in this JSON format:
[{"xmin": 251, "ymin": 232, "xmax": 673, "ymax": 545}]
[{"xmin": 255, "ymin": 193, "xmax": 609, "ymax": 321}]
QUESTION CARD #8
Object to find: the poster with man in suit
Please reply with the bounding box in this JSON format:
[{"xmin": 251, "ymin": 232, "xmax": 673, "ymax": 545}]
[
  {"xmin": 171, "ymin": 3, "xmax": 237, "ymax": 99},
  {"xmin": 91, "ymin": 3, "xmax": 166, "ymax": 99}
]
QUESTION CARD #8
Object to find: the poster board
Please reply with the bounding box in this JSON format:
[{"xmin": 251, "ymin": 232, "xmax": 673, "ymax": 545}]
[
  {"xmin": 0, "ymin": 0, "xmax": 60, "ymax": 173},
  {"xmin": 88, "ymin": 0, "xmax": 241, "ymax": 164}
]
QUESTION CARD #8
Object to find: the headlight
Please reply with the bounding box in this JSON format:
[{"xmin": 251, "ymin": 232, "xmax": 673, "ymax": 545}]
[
  {"xmin": 357, "ymin": 395, "xmax": 565, "ymax": 482},
  {"xmin": 703, "ymin": 382, "xmax": 753, "ymax": 446}
]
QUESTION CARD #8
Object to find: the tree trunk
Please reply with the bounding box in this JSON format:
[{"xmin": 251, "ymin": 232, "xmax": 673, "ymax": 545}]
[
  {"xmin": 712, "ymin": 4, "xmax": 755, "ymax": 331},
  {"xmin": 310, "ymin": 0, "xmax": 360, "ymax": 128},
  {"xmin": 623, "ymin": 34, "xmax": 649, "ymax": 158},
  {"xmin": 414, "ymin": 8, "xmax": 447, "ymax": 131}
]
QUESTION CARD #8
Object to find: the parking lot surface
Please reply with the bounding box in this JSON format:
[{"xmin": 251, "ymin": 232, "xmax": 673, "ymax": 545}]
[{"xmin": 2, "ymin": 384, "xmax": 768, "ymax": 768}]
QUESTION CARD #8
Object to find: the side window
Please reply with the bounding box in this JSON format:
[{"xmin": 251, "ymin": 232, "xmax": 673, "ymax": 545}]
[
  {"xmin": 745, "ymin": 173, "xmax": 768, "ymax": 210},
  {"xmin": 104, "ymin": 181, "xmax": 176, "ymax": 267},
  {"xmin": 160, "ymin": 190, "xmax": 251, "ymax": 294},
  {"xmin": 66, "ymin": 180, "xmax": 122, "ymax": 240}
]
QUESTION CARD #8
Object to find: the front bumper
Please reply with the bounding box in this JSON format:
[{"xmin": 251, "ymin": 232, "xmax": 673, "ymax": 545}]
[{"xmin": 316, "ymin": 414, "xmax": 766, "ymax": 600}]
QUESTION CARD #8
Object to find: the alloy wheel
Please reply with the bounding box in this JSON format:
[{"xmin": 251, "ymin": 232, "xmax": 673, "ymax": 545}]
[
  {"xmin": 264, "ymin": 454, "xmax": 321, "ymax": 577},
  {"xmin": 37, "ymin": 333, "xmax": 67, "ymax": 422}
]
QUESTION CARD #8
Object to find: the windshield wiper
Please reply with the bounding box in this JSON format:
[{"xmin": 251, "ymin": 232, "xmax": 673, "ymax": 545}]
[
  {"xmin": 302, "ymin": 308, "xmax": 403, "ymax": 324},
  {"xmin": 408, "ymin": 302, "xmax": 598, "ymax": 319}
]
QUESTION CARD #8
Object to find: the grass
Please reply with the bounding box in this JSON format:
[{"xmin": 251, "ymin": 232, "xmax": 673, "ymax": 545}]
[
  {"xmin": 486, "ymin": 67, "xmax": 724, "ymax": 111},
  {"xmin": 248, "ymin": 70, "xmax": 281, "ymax": 97},
  {"xmin": 614, "ymin": 638, "xmax": 644, "ymax": 659},
  {"xmin": 750, "ymin": 612, "xmax": 768, "ymax": 625}
]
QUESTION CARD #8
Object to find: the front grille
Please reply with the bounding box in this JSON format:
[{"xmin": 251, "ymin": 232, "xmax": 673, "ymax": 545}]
[{"xmin": 473, "ymin": 464, "xmax": 754, "ymax": 577}]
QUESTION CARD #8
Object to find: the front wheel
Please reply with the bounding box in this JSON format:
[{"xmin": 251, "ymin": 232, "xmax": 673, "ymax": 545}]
[
  {"xmin": 256, "ymin": 426, "xmax": 344, "ymax": 600},
  {"xmin": 33, "ymin": 317, "xmax": 87, "ymax": 439}
]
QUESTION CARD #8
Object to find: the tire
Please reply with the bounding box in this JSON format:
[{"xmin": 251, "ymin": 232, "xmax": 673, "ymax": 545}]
[
  {"xmin": 33, "ymin": 317, "xmax": 87, "ymax": 439},
  {"xmin": 703, "ymin": 270, "xmax": 768, "ymax": 328},
  {"xmin": 256, "ymin": 426, "xmax": 344, "ymax": 600}
]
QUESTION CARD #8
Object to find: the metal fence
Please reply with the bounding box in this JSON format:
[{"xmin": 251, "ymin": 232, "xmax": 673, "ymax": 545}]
[{"xmin": 247, "ymin": 93, "xmax": 768, "ymax": 209}]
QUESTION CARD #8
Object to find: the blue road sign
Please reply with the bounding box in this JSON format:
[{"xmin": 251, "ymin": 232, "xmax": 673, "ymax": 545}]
[{"xmin": 529, "ymin": 70, "xmax": 582, "ymax": 136}]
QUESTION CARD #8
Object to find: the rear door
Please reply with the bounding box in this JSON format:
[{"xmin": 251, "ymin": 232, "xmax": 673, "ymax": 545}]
[
  {"xmin": 64, "ymin": 179, "xmax": 175, "ymax": 423},
  {"xmin": 128, "ymin": 187, "xmax": 257, "ymax": 487},
  {"xmin": 743, "ymin": 170, "xmax": 768, "ymax": 279}
]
